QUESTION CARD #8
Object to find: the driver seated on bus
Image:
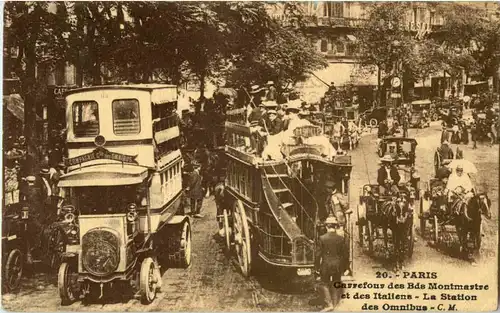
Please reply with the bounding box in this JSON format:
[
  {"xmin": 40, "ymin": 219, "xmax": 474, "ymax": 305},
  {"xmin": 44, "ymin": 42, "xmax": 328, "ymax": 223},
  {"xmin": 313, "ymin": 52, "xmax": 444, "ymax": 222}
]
[{"xmin": 377, "ymin": 155, "xmax": 401, "ymax": 195}]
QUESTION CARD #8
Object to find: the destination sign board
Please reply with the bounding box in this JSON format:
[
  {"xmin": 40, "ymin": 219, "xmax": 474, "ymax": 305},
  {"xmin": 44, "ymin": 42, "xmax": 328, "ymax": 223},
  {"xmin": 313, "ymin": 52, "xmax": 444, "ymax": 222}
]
[{"xmin": 65, "ymin": 147, "xmax": 138, "ymax": 166}]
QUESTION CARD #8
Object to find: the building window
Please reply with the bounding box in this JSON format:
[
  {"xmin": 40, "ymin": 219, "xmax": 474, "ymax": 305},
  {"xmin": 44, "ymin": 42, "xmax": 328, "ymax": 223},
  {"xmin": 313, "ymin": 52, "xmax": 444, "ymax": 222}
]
[
  {"xmin": 73, "ymin": 101, "xmax": 99, "ymax": 137},
  {"xmin": 324, "ymin": 2, "xmax": 343, "ymax": 17},
  {"xmin": 346, "ymin": 43, "xmax": 357, "ymax": 56},
  {"xmin": 320, "ymin": 40, "xmax": 328, "ymax": 52},
  {"xmin": 112, "ymin": 99, "xmax": 141, "ymax": 135},
  {"xmin": 335, "ymin": 42, "xmax": 345, "ymax": 54}
]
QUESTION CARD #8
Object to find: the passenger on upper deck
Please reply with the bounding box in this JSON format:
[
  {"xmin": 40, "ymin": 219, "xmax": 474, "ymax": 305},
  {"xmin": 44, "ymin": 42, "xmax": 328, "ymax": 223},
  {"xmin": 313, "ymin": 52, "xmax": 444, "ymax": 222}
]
[{"xmin": 265, "ymin": 110, "xmax": 283, "ymax": 135}]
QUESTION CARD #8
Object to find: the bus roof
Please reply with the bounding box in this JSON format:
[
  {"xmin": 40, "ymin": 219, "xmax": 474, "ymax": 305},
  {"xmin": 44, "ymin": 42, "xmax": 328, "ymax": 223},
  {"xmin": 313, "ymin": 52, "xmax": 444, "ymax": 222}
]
[{"xmin": 64, "ymin": 84, "xmax": 177, "ymax": 96}]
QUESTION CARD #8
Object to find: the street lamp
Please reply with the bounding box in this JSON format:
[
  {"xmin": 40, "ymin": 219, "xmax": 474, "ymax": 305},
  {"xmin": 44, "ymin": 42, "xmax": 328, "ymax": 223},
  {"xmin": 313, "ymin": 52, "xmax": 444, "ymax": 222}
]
[{"xmin": 390, "ymin": 40, "xmax": 403, "ymax": 107}]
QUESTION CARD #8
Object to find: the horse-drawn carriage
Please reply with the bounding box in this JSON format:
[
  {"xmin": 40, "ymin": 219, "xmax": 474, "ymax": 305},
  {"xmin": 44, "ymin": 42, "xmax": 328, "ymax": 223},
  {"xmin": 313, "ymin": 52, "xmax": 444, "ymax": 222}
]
[
  {"xmin": 308, "ymin": 112, "xmax": 361, "ymax": 151},
  {"xmin": 419, "ymin": 159, "xmax": 491, "ymax": 260},
  {"xmin": 2, "ymin": 155, "xmax": 71, "ymax": 292},
  {"xmin": 356, "ymin": 147, "xmax": 420, "ymax": 270},
  {"xmin": 2, "ymin": 209, "xmax": 26, "ymax": 292},
  {"xmin": 377, "ymin": 137, "xmax": 417, "ymax": 163},
  {"xmin": 409, "ymin": 100, "xmax": 431, "ymax": 128},
  {"xmin": 220, "ymin": 109, "xmax": 354, "ymax": 281},
  {"xmin": 433, "ymin": 145, "xmax": 463, "ymax": 175}
]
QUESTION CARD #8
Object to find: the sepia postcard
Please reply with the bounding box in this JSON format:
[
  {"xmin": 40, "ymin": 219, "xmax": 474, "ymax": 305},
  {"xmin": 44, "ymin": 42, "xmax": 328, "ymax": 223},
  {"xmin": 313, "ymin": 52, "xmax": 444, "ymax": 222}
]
[{"xmin": 2, "ymin": 1, "xmax": 499, "ymax": 312}]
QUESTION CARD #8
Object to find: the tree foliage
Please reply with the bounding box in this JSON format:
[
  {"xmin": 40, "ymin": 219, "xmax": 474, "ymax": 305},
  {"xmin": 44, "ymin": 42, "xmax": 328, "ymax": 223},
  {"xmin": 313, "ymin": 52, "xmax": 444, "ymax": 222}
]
[
  {"xmin": 356, "ymin": 2, "xmax": 415, "ymax": 79},
  {"xmin": 436, "ymin": 3, "xmax": 500, "ymax": 78}
]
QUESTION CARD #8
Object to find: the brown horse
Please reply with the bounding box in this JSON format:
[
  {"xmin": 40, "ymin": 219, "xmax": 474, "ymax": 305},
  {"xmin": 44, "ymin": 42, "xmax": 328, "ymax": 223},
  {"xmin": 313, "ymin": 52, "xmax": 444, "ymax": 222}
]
[
  {"xmin": 380, "ymin": 195, "xmax": 413, "ymax": 271},
  {"xmin": 453, "ymin": 193, "xmax": 492, "ymax": 260}
]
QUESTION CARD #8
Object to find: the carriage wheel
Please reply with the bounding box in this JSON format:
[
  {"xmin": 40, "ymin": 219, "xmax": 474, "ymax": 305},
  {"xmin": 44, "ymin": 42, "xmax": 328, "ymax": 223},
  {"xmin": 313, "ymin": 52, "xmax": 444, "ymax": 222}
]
[
  {"xmin": 358, "ymin": 222, "xmax": 364, "ymax": 247},
  {"xmin": 369, "ymin": 118, "xmax": 378, "ymax": 128},
  {"xmin": 419, "ymin": 199, "xmax": 426, "ymax": 237},
  {"xmin": 433, "ymin": 215, "xmax": 439, "ymax": 243},
  {"xmin": 433, "ymin": 151, "xmax": 440, "ymax": 176},
  {"xmin": 407, "ymin": 226, "xmax": 414, "ymax": 258},
  {"xmin": 4, "ymin": 249, "xmax": 23, "ymax": 292},
  {"xmin": 233, "ymin": 200, "xmax": 251, "ymax": 277},
  {"xmin": 58, "ymin": 261, "xmax": 81, "ymax": 305},
  {"xmin": 367, "ymin": 220, "xmax": 374, "ymax": 254},
  {"xmin": 223, "ymin": 208, "xmax": 231, "ymax": 250}
]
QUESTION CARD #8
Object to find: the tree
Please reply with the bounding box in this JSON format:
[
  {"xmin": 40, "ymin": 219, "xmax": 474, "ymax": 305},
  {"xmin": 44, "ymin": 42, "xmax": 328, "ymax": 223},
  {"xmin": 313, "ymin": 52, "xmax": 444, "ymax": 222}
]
[
  {"xmin": 4, "ymin": 2, "xmax": 68, "ymax": 174},
  {"xmin": 356, "ymin": 2, "xmax": 416, "ymax": 104},
  {"xmin": 223, "ymin": 7, "xmax": 327, "ymax": 95},
  {"xmin": 436, "ymin": 3, "xmax": 500, "ymax": 82},
  {"xmin": 406, "ymin": 39, "xmax": 448, "ymax": 87}
]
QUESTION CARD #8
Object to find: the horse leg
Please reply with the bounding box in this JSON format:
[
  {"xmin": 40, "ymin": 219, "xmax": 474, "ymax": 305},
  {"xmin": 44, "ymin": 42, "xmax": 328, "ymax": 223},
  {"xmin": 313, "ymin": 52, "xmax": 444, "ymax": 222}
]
[
  {"xmin": 455, "ymin": 224, "xmax": 468, "ymax": 259},
  {"xmin": 383, "ymin": 227, "xmax": 390, "ymax": 259}
]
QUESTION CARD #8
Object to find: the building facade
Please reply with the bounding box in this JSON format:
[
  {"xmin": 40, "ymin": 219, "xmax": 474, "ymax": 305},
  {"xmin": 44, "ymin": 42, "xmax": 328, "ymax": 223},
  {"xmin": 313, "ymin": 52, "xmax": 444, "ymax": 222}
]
[{"xmin": 272, "ymin": 2, "xmax": 499, "ymax": 105}]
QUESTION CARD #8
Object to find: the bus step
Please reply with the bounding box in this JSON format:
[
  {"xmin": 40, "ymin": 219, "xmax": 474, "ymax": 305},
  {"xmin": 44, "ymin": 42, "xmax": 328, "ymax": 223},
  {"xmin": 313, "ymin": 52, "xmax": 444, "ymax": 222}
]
[
  {"xmin": 273, "ymin": 188, "xmax": 289, "ymax": 193},
  {"xmin": 266, "ymin": 173, "xmax": 288, "ymax": 178}
]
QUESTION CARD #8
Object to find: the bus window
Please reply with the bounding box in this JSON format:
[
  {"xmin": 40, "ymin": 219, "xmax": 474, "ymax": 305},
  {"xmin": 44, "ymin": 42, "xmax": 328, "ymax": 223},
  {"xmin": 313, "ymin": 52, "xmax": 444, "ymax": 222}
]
[
  {"xmin": 112, "ymin": 99, "xmax": 140, "ymax": 135},
  {"xmin": 73, "ymin": 101, "xmax": 99, "ymax": 137}
]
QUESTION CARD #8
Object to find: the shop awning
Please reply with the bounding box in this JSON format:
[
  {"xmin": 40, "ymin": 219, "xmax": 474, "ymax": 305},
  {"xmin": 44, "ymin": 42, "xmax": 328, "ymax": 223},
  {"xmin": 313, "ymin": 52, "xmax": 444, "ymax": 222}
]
[
  {"xmin": 346, "ymin": 35, "xmax": 357, "ymax": 42},
  {"xmin": 58, "ymin": 164, "xmax": 148, "ymax": 187},
  {"xmin": 3, "ymin": 94, "xmax": 25, "ymax": 122},
  {"xmin": 3, "ymin": 94, "xmax": 42, "ymax": 123}
]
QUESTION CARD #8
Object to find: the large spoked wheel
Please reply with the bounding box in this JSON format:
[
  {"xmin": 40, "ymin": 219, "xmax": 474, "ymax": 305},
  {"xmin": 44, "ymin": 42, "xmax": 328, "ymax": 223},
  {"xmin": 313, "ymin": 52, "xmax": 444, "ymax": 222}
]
[
  {"xmin": 233, "ymin": 200, "xmax": 251, "ymax": 277},
  {"xmin": 433, "ymin": 215, "xmax": 439, "ymax": 243},
  {"xmin": 166, "ymin": 220, "xmax": 192, "ymax": 268},
  {"xmin": 433, "ymin": 151, "xmax": 441, "ymax": 176},
  {"xmin": 180, "ymin": 221, "xmax": 192, "ymax": 268},
  {"xmin": 419, "ymin": 197, "xmax": 426, "ymax": 237},
  {"xmin": 407, "ymin": 225, "xmax": 414, "ymax": 257},
  {"xmin": 223, "ymin": 209, "xmax": 231, "ymax": 250},
  {"xmin": 58, "ymin": 261, "xmax": 81, "ymax": 306},
  {"xmin": 4, "ymin": 249, "xmax": 23, "ymax": 292},
  {"xmin": 140, "ymin": 257, "xmax": 158, "ymax": 304},
  {"xmin": 358, "ymin": 221, "xmax": 364, "ymax": 247},
  {"xmin": 367, "ymin": 220, "xmax": 374, "ymax": 254}
]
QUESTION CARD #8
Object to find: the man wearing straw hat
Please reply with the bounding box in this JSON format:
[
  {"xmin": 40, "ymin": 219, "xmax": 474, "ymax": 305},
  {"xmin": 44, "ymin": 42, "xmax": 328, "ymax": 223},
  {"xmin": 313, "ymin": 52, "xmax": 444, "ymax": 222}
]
[
  {"xmin": 265, "ymin": 81, "xmax": 276, "ymax": 101},
  {"xmin": 377, "ymin": 155, "xmax": 401, "ymax": 195}
]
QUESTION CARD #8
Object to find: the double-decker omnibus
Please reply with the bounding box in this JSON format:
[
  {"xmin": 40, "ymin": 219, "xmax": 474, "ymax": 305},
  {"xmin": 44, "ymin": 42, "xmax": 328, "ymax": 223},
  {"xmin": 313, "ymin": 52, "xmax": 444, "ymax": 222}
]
[{"xmin": 57, "ymin": 85, "xmax": 191, "ymax": 304}]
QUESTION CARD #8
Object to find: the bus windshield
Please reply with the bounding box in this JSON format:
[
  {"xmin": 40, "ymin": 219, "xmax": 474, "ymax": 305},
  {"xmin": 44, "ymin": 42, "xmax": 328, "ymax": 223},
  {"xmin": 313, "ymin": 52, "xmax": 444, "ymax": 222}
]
[{"xmin": 65, "ymin": 184, "xmax": 147, "ymax": 215}]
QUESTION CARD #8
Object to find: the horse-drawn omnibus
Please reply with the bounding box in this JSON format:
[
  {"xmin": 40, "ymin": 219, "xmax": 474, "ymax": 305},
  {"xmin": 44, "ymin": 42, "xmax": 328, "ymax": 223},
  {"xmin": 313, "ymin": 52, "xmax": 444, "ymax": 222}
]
[
  {"xmin": 220, "ymin": 108, "xmax": 354, "ymax": 281},
  {"xmin": 57, "ymin": 85, "xmax": 191, "ymax": 304}
]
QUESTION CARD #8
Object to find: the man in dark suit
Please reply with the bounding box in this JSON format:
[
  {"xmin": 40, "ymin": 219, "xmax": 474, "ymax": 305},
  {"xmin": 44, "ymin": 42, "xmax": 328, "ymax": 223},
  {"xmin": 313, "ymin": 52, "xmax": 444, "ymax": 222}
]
[
  {"xmin": 265, "ymin": 110, "xmax": 283, "ymax": 135},
  {"xmin": 186, "ymin": 163, "xmax": 205, "ymax": 217},
  {"xmin": 315, "ymin": 216, "xmax": 349, "ymax": 311},
  {"xmin": 438, "ymin": 140, "xmax": 454, "ymax": 160},
  {"xmin": 377, "ymin": 155, "xmax": 401, "ymax": 195},
  {"xmin": 377, "ymin": 119, "xmax": 388, "ymax": 138}
]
